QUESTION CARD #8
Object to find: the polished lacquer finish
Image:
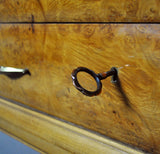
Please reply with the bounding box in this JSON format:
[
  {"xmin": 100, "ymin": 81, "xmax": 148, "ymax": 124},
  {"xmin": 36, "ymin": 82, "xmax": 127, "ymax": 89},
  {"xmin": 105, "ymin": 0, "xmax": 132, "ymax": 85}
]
[
  {"xmin": 0, "ymin": 24, "xmax": 160, "ymax": 153},
  {"xmin": 0, "ymin": 0, "xmax": 160, "ymax": 22}
]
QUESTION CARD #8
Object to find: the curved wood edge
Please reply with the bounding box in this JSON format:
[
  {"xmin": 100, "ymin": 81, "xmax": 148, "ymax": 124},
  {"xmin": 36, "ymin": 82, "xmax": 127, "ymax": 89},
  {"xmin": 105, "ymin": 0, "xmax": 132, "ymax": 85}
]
[{"xmin": 0, "ymin": 98, "xmax": 144, "ymax": 154}]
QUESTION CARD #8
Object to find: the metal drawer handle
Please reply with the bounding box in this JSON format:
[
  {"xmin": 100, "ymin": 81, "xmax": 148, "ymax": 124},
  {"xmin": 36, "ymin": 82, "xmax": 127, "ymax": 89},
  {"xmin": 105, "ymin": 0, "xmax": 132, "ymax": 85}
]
[
  {"xmin": 71, "ymin": 67, "xmax": 118, "ymax": 96},
  {"xmin": 0, "ymin": 66, "xmax": 31, "ymax": 79}
]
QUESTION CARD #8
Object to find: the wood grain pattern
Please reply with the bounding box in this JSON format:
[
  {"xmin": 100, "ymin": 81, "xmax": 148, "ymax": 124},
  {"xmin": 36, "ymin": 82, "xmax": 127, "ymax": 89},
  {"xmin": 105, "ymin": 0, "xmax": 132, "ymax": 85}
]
[
  {"xmin": 0, "ymin": 0, "xmax": 160, "ymax": 22},
  {"xmin": 0, "ymin": 98, "xmax": 143, "ymax": 154},
  {"xmin": 0, "ymin": 24, "xmax": 160, "ymax": 153}
]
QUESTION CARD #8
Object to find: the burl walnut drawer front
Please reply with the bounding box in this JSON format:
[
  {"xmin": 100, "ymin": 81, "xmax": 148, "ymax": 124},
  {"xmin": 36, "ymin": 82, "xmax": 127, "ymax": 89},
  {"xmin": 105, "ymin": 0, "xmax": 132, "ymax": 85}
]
[
  {"xmin": 0, "ymin": 0, "xmax": 160, "ymax": 22},
  {"xmin": 0, "ymin": 24, "xmax": 160, "ymax": 153}
]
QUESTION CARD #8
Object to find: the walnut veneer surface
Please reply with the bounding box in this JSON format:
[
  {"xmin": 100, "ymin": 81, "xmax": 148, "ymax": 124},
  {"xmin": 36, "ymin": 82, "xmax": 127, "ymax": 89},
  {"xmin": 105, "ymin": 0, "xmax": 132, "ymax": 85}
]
[
  {"xmin": 0, "ymin": 24, "xmax": 160, "ymax": 153},
  {"xmin": 0, "ymin": 0, "xmax": 160, "ymax": 22}
]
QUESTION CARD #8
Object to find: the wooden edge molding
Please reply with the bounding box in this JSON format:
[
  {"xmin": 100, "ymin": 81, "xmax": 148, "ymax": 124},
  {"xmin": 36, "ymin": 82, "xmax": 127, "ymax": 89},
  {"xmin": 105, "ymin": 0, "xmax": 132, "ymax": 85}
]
[{"xmin": 0, "ymin": 98, "xmax": 144, "ymax": 154}]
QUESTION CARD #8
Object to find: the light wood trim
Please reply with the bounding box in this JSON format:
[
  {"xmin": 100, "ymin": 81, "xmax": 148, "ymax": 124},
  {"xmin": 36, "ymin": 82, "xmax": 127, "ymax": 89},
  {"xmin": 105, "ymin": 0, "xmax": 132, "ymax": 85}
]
[{"xmin": 0, "ymin": 98, "xmax": 143, "ymax": 154}]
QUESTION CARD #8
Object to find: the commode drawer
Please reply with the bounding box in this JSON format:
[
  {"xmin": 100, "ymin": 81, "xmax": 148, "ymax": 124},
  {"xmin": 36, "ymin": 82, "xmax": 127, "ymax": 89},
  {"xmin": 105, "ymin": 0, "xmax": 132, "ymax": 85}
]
[
  {"xmin": 0, "ymin": 24, "xmax": 160, "ymax": 153},
  {"xmin": 0, "ymin": 0, "xmax": 159, "ymax": 22}
]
